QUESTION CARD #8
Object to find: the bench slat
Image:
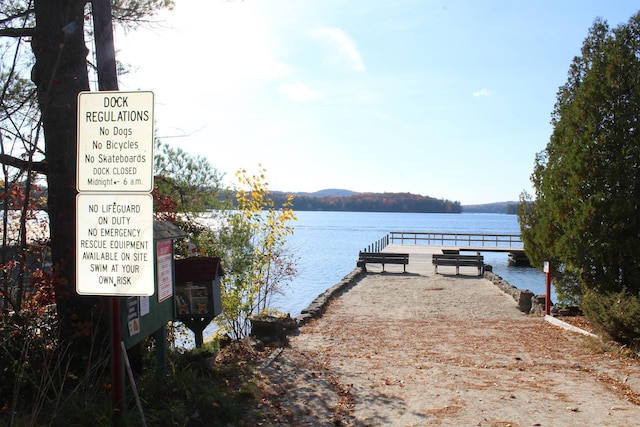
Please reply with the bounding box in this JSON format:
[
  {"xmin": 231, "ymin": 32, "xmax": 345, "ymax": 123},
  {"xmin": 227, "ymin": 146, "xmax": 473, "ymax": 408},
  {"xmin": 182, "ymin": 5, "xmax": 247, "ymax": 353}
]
[{"xmin": 361, "ymin": 258, "xmax": 407, "ymax": 264}]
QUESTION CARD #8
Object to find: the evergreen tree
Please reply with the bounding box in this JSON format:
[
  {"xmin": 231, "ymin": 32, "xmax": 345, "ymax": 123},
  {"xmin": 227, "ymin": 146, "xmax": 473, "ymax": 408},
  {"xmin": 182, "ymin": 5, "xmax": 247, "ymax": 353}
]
[{"xmin": 519, "ymin": 12, "xmax": 640, "ymax": 346}]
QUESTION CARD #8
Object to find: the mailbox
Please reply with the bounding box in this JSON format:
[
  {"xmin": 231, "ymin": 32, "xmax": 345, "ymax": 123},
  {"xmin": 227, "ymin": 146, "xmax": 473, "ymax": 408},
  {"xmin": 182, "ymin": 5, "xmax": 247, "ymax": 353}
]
[{"xmin": 174, "ymin": 256, "xmax": 224, "ymax": 347}]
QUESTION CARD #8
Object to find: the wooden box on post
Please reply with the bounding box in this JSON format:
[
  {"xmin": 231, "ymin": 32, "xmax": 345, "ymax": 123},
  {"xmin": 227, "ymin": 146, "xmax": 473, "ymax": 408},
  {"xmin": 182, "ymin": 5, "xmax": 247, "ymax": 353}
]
[{"xmin": 174, "ymin": 257, "xmax": 224, "ymax": 347}]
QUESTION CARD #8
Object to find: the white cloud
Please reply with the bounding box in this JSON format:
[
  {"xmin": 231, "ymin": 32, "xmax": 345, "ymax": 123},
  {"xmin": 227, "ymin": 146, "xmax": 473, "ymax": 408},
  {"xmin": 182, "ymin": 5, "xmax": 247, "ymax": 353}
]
[
  {"xmin": 473, "ymin": 88, "xmax": 491, "ymax": 97},
  {"xmin": 310, "ymin": 27, "xmax": 366, "ymax": 72},
  {"xmin": 278, "ymin": 81, "xmax": 323, "ymax": 102}
]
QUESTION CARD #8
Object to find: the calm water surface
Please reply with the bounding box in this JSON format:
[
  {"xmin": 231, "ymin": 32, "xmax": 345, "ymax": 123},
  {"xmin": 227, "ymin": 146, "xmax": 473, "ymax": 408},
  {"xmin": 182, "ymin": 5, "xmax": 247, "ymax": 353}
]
[{"xmin": 269, "ymin": 211, "xmax": 550, "ymax": 316}]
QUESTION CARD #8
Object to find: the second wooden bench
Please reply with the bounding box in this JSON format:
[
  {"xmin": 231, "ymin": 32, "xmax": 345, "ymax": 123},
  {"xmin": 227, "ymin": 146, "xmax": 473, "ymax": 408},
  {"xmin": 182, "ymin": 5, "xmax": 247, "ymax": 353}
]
[{"xmin": 432, "ymin": 253, "xmax": 484, "ymax": 276}]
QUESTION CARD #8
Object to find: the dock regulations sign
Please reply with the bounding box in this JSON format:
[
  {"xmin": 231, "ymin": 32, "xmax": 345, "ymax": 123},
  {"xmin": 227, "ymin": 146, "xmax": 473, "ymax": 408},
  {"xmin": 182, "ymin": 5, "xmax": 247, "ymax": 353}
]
[
  {"xmin": 76, "ymin": 91, "xmax": 155, "ymax": 296},
  {"xmin": 77, "ymin": 91, "xmax": 154, "ymax": 192}
]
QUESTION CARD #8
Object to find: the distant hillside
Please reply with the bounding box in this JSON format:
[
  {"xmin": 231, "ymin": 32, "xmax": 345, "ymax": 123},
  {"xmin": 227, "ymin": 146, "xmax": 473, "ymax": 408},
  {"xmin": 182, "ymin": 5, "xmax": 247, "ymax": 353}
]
[
  {"xmin": 270, "ymin": 190, "xmax": 461, "ymax": 213},
  {"xmin": 289, "ymin": 189, "xmax": 358, "ymax": 198},
  {"xmin": 462, "ymin": 201, "xmax": 519, "ymax": 214}
]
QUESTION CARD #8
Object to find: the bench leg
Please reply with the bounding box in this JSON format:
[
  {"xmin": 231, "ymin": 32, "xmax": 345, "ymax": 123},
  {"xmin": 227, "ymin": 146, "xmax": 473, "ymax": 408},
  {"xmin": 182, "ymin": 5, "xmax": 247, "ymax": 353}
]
[{"xmin": 456, "ymin": 264, "xmax": 459, "ymax": 275}]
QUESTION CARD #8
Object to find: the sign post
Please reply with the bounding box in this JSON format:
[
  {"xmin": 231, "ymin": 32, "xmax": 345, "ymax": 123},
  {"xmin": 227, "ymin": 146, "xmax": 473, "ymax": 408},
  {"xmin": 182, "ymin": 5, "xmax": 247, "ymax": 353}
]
[{"xmin": 76, "ymin": 89, "xmax": 154, "ymax": 416}]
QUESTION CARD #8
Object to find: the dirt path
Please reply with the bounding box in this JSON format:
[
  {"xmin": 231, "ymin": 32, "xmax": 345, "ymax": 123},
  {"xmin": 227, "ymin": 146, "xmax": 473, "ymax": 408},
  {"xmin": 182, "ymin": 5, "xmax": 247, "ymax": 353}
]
[{"xmin": 247, "ymin": 260, "xmax": 640, "ymax": 426}]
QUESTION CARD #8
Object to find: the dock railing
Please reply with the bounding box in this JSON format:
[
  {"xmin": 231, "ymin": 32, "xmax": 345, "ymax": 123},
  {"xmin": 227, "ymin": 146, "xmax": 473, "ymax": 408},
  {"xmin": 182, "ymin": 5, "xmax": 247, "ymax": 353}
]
[
  {"xmin": 388, "ymin": 231, "xmax": 523, "ymax": 249},
  {"xmin": 363, "ymin": 234, "xmax": 390, "ymax": 252}
]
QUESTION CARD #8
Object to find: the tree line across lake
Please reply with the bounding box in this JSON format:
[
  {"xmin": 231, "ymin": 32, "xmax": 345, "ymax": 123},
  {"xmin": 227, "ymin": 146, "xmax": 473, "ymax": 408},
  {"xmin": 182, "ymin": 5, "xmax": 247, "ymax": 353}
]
[
  {"xmin": 12, "ymin": 186, "xmax": 519, "ymax": 215},
  {"xmin": 269, "ymin": 191, "xmax": 462, "ymax": 213}
]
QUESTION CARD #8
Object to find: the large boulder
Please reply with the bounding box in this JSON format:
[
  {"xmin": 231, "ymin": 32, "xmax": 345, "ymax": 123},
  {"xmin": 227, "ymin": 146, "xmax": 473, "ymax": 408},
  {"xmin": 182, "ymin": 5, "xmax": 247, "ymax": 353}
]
[
  {"xmin": 530, "ymin": 294, "xmax": 551, "ymax": 315},
  {"xmin": 514, "ymin": 289, "xmax": 535, "ymax": 313},
  {"xmin": 250, "ymin": 314, "xmax": 298, "ymax": 342}
]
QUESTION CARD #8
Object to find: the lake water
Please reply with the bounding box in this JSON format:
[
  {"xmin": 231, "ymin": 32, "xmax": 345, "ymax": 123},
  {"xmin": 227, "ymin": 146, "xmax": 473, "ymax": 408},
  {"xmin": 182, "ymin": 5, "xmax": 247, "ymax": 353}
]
[{"xmin": 269, "ymin": 211, "xmax": 551, "ymax": 316}]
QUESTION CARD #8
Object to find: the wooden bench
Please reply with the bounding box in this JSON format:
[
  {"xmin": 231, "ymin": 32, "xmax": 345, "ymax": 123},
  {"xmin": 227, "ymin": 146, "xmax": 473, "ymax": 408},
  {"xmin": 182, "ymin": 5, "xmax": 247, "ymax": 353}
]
[
  {"xmin": 357, "ymin": 252, "xmax": 409, "ymax": 273},
  {"xmin": 432, "ymin": 253, "xmax": 484, "ymax": 276},
  {"xmin": 441, "ymin": 249, "xmax": 460, "ymax": 255}
]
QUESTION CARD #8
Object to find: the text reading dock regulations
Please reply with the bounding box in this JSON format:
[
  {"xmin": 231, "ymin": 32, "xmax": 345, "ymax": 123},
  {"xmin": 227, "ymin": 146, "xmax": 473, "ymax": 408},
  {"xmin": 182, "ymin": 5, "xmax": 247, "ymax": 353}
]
[{"xmin": 76, "ymin": 91, "xmax": 154, "ymax": 296}]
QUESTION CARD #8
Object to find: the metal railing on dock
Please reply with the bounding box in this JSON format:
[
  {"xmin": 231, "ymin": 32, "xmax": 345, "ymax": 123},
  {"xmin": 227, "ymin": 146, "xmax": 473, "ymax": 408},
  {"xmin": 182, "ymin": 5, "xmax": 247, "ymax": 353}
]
[
  {"xmin": 389, "ymin": 231, "xmax": 523, "ymax": 249},
  {"xmin": 363, "ymin": 235, "xmax": 390, "ymax": 252},
  {"xmin": 362, "ymin": 232, "xmax": 528, "ymax": 266}
]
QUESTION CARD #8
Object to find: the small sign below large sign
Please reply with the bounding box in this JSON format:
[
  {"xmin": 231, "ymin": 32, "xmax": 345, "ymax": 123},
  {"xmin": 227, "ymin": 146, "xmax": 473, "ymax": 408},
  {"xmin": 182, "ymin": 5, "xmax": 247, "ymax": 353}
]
[
  {"xmin": 76, "ymin": 193, "xmax": 154, "ymax": 296},
  {"xmin": 156, "ymin": 240, "xmax": 174, "ymax": 303},
  {"xmin": 77, "ymin": 91, "xmax": 154, "ymax": 193}
]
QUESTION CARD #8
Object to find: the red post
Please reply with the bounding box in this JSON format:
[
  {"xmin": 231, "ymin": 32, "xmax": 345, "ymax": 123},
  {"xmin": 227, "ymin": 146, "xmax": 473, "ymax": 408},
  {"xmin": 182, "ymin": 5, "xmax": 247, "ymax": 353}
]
[
  {"xmin": 110, "ymin": 297, "xmax": 123, "ymax": 416},
  {"xmin": 544, "ymin": 261, "xmax": 551, "ymax": 315}
]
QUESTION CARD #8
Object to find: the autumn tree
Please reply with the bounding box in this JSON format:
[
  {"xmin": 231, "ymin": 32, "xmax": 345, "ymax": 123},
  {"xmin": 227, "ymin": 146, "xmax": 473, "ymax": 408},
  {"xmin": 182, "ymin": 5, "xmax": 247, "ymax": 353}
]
[
  {"xmin": 216, "ymin": 166, "xmax": 297, "ymax": 339},
  {"xmin": 519, "ymin": 12, "xmax": 640, "ymax": 347}
]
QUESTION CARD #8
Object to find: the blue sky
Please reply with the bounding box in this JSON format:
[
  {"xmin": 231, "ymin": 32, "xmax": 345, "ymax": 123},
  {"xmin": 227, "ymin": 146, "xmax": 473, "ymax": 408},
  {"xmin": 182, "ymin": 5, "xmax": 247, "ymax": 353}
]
[{"xmin": 115, "ymin": 1, "xmax": 639, "ymax": 205}]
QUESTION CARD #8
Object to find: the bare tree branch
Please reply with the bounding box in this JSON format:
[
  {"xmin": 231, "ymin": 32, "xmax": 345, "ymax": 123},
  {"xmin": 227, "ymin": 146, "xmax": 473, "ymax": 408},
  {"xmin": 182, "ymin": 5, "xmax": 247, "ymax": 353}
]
[
  {"xmin": 0, "ymin": 4, "xmax": 34, "ymax": 26},
  {"xmin": 0, "ymin": 27, "xmax": 36, "ymax": 37},
  {"xmin": 0, "ymin": 152, "xmax": 46, "ymax": 173}
]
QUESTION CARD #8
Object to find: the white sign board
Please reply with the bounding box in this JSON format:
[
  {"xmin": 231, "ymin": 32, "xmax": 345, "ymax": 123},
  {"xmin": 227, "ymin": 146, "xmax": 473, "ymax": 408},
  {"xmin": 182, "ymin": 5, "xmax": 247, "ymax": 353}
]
[
  {"xmin": 76, "ymin": 193, "xmax": 154, "ymax": 296},
  {"xmin": 77, "ymin": 91, "xmax": 154, "ymax": 193},
  {"xmin": 156, "ymin": 240, "xmax": 174, "ymax": 303}
]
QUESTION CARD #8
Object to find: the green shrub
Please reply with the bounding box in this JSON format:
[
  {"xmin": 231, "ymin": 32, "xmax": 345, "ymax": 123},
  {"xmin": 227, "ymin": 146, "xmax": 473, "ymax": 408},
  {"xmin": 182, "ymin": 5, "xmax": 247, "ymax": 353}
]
[
  {"xmin": 1, "ymin": 315, "xmax": 258, "ymax": 426},
  {"xmin": 582, "ymin": 288, "xmax": 640, "ymax": 351},
  {"xmin": 0, "ymin": 313, "xmax": 112, "ymax": 426},
  {"xmin": 138, "ymin": 348, "xmax": 259, "ymax": 426},
  {"xmin": 553, "ymin": 272, "xmax": 583, "ymax": 306}
]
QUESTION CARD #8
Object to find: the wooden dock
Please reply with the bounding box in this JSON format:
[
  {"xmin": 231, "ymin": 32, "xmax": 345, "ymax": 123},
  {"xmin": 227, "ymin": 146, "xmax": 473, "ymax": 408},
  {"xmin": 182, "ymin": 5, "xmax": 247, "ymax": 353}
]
[{"xmin": 363, "ymin": 232, "xmax": 530, "ymax": 268}]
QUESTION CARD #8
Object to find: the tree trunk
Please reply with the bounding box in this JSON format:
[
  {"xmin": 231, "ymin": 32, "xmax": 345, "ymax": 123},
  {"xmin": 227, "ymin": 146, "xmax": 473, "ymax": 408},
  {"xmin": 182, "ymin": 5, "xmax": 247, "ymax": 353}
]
[{"xmin": 31, "ymin": 0, "xmax": 105, "ymax": 351}]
